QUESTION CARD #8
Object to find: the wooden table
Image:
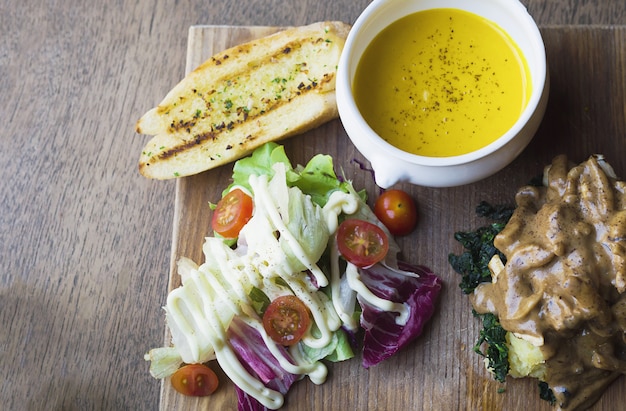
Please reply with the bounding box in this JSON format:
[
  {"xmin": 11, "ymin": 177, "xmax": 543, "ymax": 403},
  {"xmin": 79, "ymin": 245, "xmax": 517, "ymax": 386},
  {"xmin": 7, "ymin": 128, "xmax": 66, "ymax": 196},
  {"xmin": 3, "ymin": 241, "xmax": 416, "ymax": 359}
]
[{"xmin": 2, "ymin": 1, "xmax": 626, "ymax": 410}]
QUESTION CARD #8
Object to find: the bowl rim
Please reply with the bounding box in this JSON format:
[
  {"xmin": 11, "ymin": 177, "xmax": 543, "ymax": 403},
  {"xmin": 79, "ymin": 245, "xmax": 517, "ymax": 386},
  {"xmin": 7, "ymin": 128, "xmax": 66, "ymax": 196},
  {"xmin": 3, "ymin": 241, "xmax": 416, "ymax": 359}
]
[{"xmin": 336, "ymin": 0, "xmax": 548, "ymax": 168}]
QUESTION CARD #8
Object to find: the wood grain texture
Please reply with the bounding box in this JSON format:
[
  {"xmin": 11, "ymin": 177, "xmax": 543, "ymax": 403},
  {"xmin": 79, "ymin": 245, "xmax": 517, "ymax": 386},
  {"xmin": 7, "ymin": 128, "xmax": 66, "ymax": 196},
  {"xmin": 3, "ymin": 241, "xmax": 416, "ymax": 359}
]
[
  {"xmin": 1, "ymin": 1, "xmax": 625, "ymax": 410},
  {"xmin": 157, "ymin": 25, "xmax": 626, "ymax": 411}
]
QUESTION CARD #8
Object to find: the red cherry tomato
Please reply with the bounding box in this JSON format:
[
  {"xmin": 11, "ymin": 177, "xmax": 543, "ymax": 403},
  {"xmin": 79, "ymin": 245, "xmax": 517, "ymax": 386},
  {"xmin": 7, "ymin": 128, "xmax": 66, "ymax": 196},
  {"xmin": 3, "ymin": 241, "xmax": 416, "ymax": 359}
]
[
  {"xmin": 262, "ymin": 295, "xmax": 311, "ymax": 346},
  {"xmin": 336, "ymin": 219, "xmax": 389, "ymax": 267},
  {"xmin": 374, "ymin": 189, "xmax": 418, "ymax": 236},
  {"xmin": 171, "ymin": 364, "xmax": 219, "ymax": 397},
  {"xmin": 211, "ymin": 188, "xmax": 253, "ymax": 238}
]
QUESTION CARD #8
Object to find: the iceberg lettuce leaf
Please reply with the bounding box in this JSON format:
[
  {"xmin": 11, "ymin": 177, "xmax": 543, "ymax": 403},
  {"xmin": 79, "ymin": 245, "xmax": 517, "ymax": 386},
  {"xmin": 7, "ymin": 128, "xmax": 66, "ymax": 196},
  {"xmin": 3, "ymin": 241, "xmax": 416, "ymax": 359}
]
[{"xmin": 280, "ymin": 186, "xmax": 330, "ymax": 273}]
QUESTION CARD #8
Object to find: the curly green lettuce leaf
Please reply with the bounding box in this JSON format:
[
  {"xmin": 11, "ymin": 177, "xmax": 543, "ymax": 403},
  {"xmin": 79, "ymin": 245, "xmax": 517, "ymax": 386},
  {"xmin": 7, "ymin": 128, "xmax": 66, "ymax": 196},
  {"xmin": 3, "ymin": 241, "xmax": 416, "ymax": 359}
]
[
  {"xmin": 293, "ymin": 153, "xmax": 345, "ymax": 207},
  {"xmin": 229, "ymin": 142, "xmax": 351, "ymax": 208},
  {"xmin": 229, "ymin": 143, "xmax": 297, "ymax": 194}
]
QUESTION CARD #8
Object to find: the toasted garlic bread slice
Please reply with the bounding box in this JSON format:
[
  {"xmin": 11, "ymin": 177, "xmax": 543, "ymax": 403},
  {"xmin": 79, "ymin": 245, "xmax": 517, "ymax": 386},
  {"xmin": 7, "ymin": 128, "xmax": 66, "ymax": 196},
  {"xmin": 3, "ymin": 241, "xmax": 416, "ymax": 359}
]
[{"xmin": 136, "ymin": 21, "xmax": 351, "ymax": 179}]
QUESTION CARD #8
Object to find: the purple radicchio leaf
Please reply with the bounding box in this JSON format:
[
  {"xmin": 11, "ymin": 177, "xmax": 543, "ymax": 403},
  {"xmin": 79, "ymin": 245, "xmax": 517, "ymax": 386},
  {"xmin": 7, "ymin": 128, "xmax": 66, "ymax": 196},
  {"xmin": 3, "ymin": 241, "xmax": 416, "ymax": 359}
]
[
  {"xmin": 358, "ymin": 261, "xmax": 442, "ymax": 368},
  {"xmin": 235, "ymin": 388, "xmax": 267, "ymax": 411},
  {"xmin": 227, "ymin": 317, "xmax": 300, "ymax": 411}
]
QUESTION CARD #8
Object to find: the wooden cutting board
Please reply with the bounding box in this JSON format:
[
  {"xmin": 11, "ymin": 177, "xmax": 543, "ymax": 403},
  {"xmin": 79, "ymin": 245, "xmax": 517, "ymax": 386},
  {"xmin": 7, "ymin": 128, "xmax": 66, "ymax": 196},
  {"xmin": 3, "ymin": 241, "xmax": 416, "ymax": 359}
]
[{"xmin": 157, "ymin": 25, "xmax": 626, "ymax": 411}]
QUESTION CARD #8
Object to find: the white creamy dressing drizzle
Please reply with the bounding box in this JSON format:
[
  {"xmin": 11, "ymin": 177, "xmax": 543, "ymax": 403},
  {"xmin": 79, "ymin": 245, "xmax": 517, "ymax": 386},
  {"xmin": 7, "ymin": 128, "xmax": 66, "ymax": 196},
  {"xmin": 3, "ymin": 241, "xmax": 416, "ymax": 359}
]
[
  {"xmin": 328, "ymin": 234, "xmax": 359, "ymax": 330},
  {"xmin": 162, "ymin": 168, "xmax": 410, "ymax": 408},
  {"xmin": 345, "ymin": 262, "xmax": 410, "ymax": 326},
  {"xmin": 323, "ymin": 189, "xmax": 359, "ymax": 233},
  {"xmin": 240, "ymin": 316, "xmax": 328, "ymax": 383},
  {"xmin": 323, "ymin": 190, "xmax": 360, "ymax": 330},
  {"xmin": 213, "ymin": 339, "xmax": 285, "ymax": 409},
  {"xmin": 166, "ymin": 243, "xmax": 244, "ymax": 364}
]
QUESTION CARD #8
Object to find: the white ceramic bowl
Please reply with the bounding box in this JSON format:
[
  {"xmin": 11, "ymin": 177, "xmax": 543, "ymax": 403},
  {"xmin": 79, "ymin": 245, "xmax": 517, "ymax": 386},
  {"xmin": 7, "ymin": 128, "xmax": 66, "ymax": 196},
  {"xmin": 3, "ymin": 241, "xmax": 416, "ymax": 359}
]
[{"xmin": 337, "ymin": 0, "xmax": 549, "ymax": 188}]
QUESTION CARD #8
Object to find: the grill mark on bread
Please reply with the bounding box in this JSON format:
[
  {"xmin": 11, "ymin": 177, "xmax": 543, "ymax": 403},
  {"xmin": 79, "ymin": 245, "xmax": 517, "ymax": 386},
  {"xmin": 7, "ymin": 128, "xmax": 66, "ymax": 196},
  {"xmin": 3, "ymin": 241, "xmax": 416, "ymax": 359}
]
[
  {"xmin": 142, "ymin": 133, "xmax": 259, "ymax": 169},
  {"xmin": 147, "ymin": 71, "xmax": 330, "ymax": 165}
]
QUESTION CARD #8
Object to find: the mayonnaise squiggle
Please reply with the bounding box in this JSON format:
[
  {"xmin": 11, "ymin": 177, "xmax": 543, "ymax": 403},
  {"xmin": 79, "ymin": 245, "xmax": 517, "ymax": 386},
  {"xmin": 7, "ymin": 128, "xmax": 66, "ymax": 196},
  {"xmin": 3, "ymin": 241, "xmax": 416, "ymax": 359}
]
[
  {"xmin": 203, "ymin": 239, "xmax": 258, "ymax": 306},
  {"xmin": 239, "ymin": 316, "xmax": 328, "ymax": 380},
  {"xmin": 296, "ymin": 285, "xmax": 341, "ymax": 348},
  {"xmin": 256, "ymin": 259, "xmax": 338, "ymax": 348},
  {"xmin": 322, "ymin": 190, "xmax": 359, "ymax": 234},
  {"xmin": 328, "ymin": 234, "xmax": 359, "ymax": 330},
  {"xmin": 166, "ymin": 264, "xmax": 234, "ymax": 363},
  {"xmin": 289, "ymin": 344, "xmax": 328, "ymax": 385},
  {"xmin": 206, "ymin": 310, "xmax": 286, "ymax": 410},
  {"xmin": 214, "ymin": 337, "xmax": 285, "ymax": 410},
  {"xmin": 345, "ymin": 259, "xmax": 410, "ymax": 326}
]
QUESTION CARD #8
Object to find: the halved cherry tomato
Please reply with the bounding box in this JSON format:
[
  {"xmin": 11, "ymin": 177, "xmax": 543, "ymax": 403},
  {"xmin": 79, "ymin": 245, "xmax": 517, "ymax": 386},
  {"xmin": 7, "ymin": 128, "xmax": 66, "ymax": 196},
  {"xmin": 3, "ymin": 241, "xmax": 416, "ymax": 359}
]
[
  {"xmin": 171, "ymin": 364, "xmax": 219, "ymax": 397},
  {"xmin": 262, "ymin": 295, "xmax": 311, "ymax": 346},
  {"xmin": 374, "ymin": 189, "xmax": 418, "ymax": 236},
  {"xmin": 211, "ymin": 188, "xmax": 253, "ymax": 238},
  {"xmin": 336, "ymin": 219, "xmax": 389, "ymax": 267}
]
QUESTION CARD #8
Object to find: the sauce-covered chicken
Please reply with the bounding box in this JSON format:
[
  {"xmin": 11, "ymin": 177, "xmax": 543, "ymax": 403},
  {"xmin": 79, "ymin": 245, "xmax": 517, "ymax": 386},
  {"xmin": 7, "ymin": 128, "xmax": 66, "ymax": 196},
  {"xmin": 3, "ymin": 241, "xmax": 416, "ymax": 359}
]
[{"xmin": 472, "ymin": 154, "xmax": 626, "ymax": 410}]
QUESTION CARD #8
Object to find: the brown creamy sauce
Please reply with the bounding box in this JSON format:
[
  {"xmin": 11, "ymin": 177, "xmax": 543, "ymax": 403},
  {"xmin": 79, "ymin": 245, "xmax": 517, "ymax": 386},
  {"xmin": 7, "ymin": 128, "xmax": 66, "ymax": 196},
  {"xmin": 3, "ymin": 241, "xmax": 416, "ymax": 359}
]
[{"xmin": 471, "ymin": 155, "xmax": 626, "ymax": 410}]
